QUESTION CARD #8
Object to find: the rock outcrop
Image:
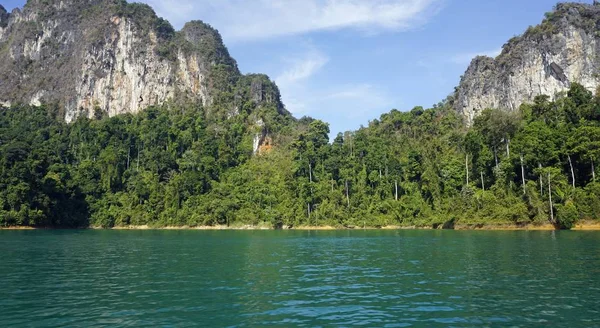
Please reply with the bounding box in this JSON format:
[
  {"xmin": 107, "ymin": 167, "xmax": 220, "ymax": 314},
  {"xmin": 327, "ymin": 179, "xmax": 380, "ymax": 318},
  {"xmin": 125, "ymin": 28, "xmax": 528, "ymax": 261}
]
[
  {"xmin": 0, "ymin": 5, "xmax": 9, "ymax": 28},
  {"xmin": 0, "ymin": 0, "xmax": 285, "ymax": 122},
  {"xmin": 455, "ymin": 2, "xmax": 600, "ymax": 125}
]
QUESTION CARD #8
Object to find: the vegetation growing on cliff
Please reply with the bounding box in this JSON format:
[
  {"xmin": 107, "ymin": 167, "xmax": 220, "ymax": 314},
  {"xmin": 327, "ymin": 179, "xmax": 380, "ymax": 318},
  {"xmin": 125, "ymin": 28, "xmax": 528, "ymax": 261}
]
[
  {"xmin": 1, "ymin": 83, "xmax": 600, "ymax": 229},
  {"xmin": 525, "ymin": 2, "xmax": 600, "ymax": 38}
]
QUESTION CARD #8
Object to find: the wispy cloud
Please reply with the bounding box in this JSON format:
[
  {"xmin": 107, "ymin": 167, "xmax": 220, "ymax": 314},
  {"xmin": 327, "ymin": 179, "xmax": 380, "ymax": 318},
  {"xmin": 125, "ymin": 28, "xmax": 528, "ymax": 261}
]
[
  {"xmin": 284, "ymin": 81, "xmax": 395, "ymax": 119},
  {"xmin": 273, "ymin": 49, "xmax": 329, "ymax": 116},
  {"xmin": 271, "ymin": 47, "xmax": 393, "ymax": 124},
  {"xmin": 450, "ymin": 48, "xmax": 502, "ymax": 64},
  {"xmin": 276, "ymin": 51, "xmax": 329, "ymax": 88},
  {"xmin": 322, "ymin": 84, "xmax": 395, "ymax": 119},
  {"xmin": 144, "ymin": 0, "xmax": 443, "ymax": 41}
]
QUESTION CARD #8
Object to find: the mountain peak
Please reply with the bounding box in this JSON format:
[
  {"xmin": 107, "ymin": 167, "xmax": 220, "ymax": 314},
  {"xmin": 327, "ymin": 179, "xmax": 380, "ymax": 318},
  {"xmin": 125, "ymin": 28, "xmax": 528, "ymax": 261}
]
[
  {"xmin": 180, "ymin": 20, "xmax": 239, "ymax": 70},
  {"xmin": 455, "ymin": 1, "xmax": 600, "ymax": 125},
  {"xmin": 0, "ymin": 0, "xmax": 283, "ymax": 123}
]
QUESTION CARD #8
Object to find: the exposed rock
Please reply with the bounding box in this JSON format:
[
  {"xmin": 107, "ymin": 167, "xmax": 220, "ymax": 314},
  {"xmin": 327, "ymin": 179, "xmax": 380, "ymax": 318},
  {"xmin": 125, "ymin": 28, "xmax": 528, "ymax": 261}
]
[
  {"xmin": 0, "ymin": 5, "xmax": 9, "ymax": 28},
  {"xmin": 252, "ymin": 118, "xmax": 266, "ymax": 154},
  {"xmin": 243, "ymin": 74, "xmax": 285, "ymax": 113},
  {"xmin": 455, "ymin": 2, "xmax": 600, "ymax": 125},
  {"xmin": 0, "ymin": 0, "xmax": 282, "ymax": 122},
  {"xmin": 550, "ymin": 62, "xmax": 568, "ymax": 82},
  {"xmin": 250, "ymin": 78, "xmax": 265, "ymax": 103}
]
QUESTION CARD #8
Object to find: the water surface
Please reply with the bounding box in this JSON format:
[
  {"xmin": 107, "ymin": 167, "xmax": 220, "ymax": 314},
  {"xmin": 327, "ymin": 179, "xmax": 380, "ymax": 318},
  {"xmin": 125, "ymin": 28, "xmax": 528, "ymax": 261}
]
[{"xmin": 1, "ymin": 230, "xmax": 599, "ymax": 327}]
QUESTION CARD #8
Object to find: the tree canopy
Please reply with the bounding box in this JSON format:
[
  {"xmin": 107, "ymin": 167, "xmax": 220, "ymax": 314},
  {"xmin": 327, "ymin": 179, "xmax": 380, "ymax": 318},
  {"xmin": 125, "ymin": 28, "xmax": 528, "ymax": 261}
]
[{"xmin": 1, "ymin": 83, "xmax": 600, "ymax": 229}]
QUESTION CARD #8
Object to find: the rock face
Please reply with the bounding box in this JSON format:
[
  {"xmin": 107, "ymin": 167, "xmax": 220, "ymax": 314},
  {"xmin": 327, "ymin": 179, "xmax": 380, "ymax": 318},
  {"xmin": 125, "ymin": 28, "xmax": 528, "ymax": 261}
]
[
  {"xmin": 0, "ymin": 0, "xmax": 284, "ymax": 122},
  {"xmin": 455, "ymin": 2, "xmax": 600, "ymax": 125},
  {"xmin": 0, "ymin": 5, "xmax": 9, "ymax": 28}
]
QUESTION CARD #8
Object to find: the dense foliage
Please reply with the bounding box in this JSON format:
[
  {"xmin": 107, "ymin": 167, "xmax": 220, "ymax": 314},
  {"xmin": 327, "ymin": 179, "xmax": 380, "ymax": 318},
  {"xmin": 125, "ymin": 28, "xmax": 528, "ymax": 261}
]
[{"xmin": 2, "ymin": 83, "xmax": 600, "ymax": 229}]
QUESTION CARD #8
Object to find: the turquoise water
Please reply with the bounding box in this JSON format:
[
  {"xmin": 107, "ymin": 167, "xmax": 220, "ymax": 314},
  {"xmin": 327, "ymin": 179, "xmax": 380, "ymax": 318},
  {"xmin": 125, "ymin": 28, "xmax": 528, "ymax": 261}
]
[{"xmin": 1, "ymin": 230, "xmax": 599, "ymax": 327}]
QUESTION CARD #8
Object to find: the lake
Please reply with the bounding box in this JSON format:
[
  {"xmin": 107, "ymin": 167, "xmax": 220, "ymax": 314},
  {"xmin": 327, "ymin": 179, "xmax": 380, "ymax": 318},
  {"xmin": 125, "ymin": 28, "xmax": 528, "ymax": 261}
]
[{"xmin": 1, "ymin": 230, "xmax": 599, "ymax": 327}]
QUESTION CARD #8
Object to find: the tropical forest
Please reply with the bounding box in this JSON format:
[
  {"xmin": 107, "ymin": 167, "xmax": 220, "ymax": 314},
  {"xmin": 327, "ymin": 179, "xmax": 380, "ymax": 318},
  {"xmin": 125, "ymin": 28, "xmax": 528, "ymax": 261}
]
[{"xmin": 2, "ymin": 82, "xmax": 599, "ymax": 229}]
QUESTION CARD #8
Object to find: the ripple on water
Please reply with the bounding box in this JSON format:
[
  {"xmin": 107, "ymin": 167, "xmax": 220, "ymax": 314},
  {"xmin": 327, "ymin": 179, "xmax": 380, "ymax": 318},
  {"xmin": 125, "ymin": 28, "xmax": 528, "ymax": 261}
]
[{"xmin": 1, "ymin": 230, "xmax": 600, "ymax": 327}]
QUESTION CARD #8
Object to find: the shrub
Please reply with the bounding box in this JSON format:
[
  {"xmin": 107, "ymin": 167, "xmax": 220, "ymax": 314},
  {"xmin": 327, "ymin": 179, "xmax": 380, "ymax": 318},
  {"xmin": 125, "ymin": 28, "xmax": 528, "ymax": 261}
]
[{"xmin": 556, "ymin": 201, "xmax": 579, "ymax": 229}]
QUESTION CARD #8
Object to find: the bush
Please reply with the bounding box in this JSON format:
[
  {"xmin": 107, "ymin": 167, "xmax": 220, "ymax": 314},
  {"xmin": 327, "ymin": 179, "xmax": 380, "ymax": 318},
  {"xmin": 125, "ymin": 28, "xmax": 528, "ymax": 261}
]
[{"xmin": 556, "ymin": 201, "xmax": 579, "ymax": 229}]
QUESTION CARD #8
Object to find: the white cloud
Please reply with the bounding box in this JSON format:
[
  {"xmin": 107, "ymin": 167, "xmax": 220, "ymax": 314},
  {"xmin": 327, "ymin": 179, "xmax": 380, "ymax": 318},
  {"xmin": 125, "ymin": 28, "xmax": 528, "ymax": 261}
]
[
  {"xmin": 143, "ymin": 0, "xmax": 443, "ymax": 41},
  {"xmin": 322, "ymin": 84, "xmax": 394, "ymax": 118},
  {"xmin": 325, "ymin": 83, "xmax": 391, "ymax": 104},
  {"xmin": 271, "ymin": 48, "xmax": 393, "ymax": 122},
  {"xmin": 272, "ymin": 49, "xmax": 329, "ymax": 116},
  {"xmin": 450, "ymin": 48, "xmax": 502, "ymax": 64},
  {"xmin": 275, "ymin": 51, "xmax": 329, "ymax": 88},
  {"xmin": 284, "ymin": 81, "xmax": 394, "ymax": 119}
]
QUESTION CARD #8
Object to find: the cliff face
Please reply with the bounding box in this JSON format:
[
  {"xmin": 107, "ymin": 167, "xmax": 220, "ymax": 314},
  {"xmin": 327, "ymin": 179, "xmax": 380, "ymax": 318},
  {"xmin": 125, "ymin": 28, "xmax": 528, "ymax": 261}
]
[
  {"xmin": 0, "ymin": 5, "xmax": 9, "ymax": 28},
  {"xmin": 455, "ymin": 2, "xmax": 600, "ymax": 125},
  {"xmin": 0, "ymin": 0, "xmax": 284, "ymax": 123}
]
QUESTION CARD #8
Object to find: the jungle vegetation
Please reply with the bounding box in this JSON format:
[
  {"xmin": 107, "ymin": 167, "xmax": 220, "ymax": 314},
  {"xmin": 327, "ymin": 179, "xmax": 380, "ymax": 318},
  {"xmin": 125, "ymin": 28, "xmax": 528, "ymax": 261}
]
[{"xmin": 1, "ymin": 83, "xmax": 600, "ymax": 229}]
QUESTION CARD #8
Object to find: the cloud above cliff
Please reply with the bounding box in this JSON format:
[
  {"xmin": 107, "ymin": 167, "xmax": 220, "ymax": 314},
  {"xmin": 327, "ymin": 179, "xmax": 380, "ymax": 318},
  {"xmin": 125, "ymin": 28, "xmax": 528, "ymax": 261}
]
[
  {"xmin": 276, "ymin": 51, "xmax": 329, "ymax": 88},
  {"xmin": 274, "ymin": 50, "xmax": 329, "ymax": 115},
  {"xmin": 145, "ymin": 0, "xmax": 443, "ymax": 41},
  {"xmin": 272, "ymin": 48, "xmax": 394, "ymax": 127}
]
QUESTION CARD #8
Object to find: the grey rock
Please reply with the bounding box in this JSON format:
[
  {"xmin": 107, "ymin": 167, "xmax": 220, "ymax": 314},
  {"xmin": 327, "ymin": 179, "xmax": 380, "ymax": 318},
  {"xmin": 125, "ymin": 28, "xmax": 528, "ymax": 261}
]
[
  {"xmin": 0, "ymin": 5, "xmax": 9, "ymax": 28},
  {"xmin": 0, "ymin": 0, "xmax": 282, "ymax": 122},
  {"xmin": 455, "ymin": 2, "xmax": 600, "ymax": 125}
]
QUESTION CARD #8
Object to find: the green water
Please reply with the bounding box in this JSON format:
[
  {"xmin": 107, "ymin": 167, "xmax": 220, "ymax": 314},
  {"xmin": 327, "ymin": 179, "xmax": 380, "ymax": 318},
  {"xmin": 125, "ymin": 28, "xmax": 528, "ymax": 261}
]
[{"xmin": 1, "ymin": 230, "xmax": 599, "ymax": 327}]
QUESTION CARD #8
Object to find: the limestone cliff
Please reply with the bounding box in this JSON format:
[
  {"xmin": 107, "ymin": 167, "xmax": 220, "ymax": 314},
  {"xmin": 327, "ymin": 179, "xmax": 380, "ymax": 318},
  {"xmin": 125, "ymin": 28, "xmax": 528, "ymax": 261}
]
[
  {"xmin": 0, "ymin": 5, "xmax": 9, "ymax": 28},
  {"xmin": 455, "ymin": 2, "xmax": 600, "ymax": 125},
  {"xmin": 0, "ymin": 0, "xmax": 285, "ymax": 123}
]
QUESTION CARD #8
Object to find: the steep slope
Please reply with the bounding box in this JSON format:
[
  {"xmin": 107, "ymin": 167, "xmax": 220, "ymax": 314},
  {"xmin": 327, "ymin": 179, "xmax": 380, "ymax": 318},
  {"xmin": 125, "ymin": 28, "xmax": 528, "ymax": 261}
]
[
  {"xmin": 0, "ymin": 0, "xmax": 286, "ymax": 124},
  {"xmin": 455, "ymin": 2, "xmax": 600, "ymax": 125},
  {"xmin": 0, "ymin": 5, "xmax": 9, "ymax": 27}
]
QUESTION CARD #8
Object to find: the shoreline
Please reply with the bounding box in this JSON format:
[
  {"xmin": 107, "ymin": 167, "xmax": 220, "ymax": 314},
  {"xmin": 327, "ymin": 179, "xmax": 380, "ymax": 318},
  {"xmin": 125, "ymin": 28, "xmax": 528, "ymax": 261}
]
[{"xmin": 2, "ymin": 222, "xmax": 600, "ymax": 231}]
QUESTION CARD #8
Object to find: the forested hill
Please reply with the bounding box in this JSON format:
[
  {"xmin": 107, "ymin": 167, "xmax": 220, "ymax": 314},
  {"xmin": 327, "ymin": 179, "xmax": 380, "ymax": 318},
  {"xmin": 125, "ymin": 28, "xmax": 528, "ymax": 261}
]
[
  {"xmin": 2, "ymin": 83, "xmax": 600, "ymax": 229},
  {"xmin": 2, "ymin": 1, "xmax": 600, "ymax": 229}
]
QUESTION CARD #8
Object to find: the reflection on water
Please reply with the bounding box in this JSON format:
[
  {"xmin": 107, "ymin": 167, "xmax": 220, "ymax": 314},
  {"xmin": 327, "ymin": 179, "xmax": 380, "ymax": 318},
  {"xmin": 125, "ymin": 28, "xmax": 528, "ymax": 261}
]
[{"xmin": 1, "ymin": 230, "xmax": 599, "ymax": 327}]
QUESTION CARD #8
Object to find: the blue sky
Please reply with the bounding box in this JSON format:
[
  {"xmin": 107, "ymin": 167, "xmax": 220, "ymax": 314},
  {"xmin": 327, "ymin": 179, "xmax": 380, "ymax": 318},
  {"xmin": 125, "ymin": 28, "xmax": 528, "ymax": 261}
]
[{"xmin": 3, "ymin": 0, "xmax": 592, "ymax": 135}]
